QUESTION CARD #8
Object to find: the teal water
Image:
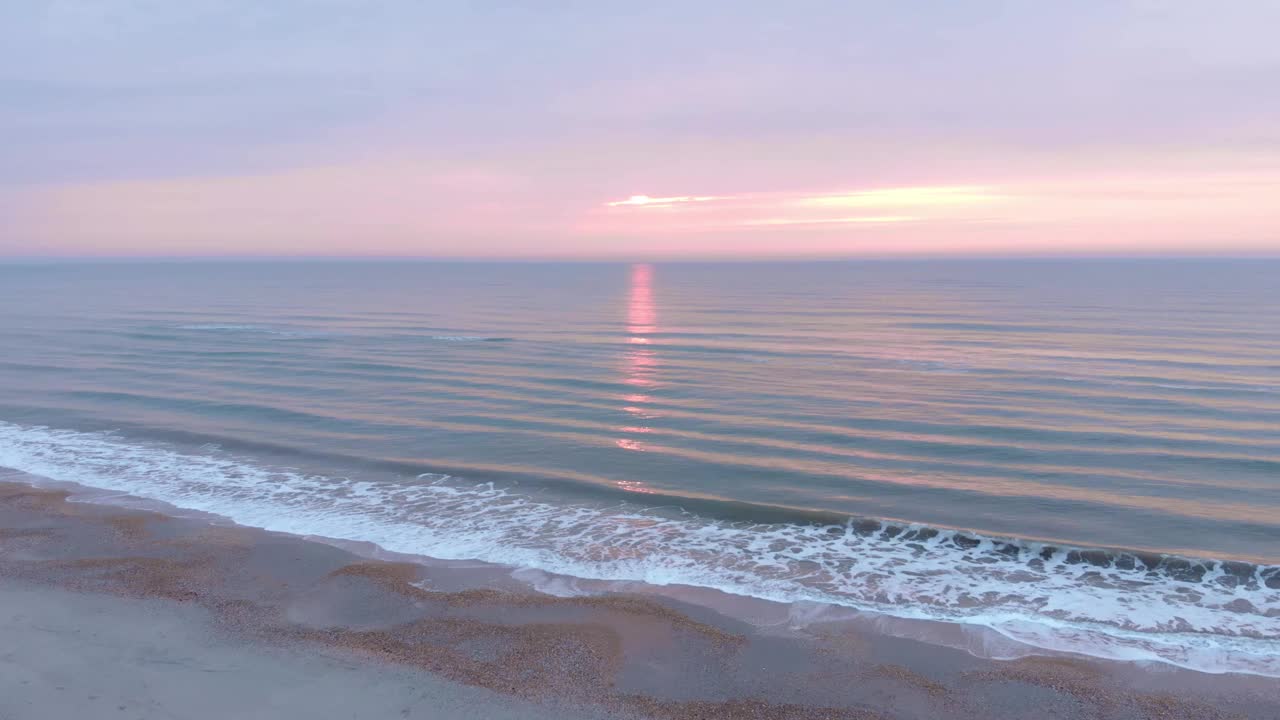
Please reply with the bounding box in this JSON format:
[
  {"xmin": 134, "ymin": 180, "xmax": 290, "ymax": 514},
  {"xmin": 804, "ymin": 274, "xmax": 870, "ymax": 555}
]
[{"xmin": 0, "ymin": 260, "xmax": 1277, "ymax": 673}]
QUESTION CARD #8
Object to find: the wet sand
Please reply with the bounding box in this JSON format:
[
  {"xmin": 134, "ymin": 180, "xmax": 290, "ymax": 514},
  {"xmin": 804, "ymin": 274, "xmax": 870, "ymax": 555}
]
[
  {"xmin": 0, "ymin": 582, "xmax": 609, "ymax": 720},
  {"xmin": 1, "ymin": 481, "xmax": 1276, "ymax": 719}
]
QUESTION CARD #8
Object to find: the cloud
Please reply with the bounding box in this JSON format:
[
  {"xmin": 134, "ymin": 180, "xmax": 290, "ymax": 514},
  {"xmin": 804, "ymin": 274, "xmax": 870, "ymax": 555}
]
[
  {"xmin": 581, "ymin": 172, "xmax": 1280, "ymax": 256},
  {"xmin": 597, "ymin": 184, "xmax": 1007, "ymax": 230},
  {"xmin": 605, "ymin": 194, "xmax": 733, "ymax": 207},
  {"xmin": 793, "ymin": 186, "xmax": 1007, "ymax": 209},
  {"xmin": 739, "ymin": 216, "xmax": 917, "ymax": 227}
]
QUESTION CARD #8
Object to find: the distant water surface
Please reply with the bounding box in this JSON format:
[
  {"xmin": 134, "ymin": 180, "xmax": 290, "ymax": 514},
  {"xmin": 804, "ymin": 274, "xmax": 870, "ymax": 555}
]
[{"xmin": 0, "ymin": 260, "xmax": 1277, "ymax": 674}]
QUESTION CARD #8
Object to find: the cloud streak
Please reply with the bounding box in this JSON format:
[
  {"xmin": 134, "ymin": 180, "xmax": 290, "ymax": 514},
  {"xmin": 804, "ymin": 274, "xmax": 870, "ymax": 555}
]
[
  {"xmin": 605, "ymin": 194, "xmax": 732, "ymax": 207},
  {"xmin": 740, "ymin": 215, "xmax": 918, "ymax": 227},
  {"xmin": 598, "ymin": 184, "xmax": 1007, "ymax": 231},
  {"xmin": 792, "ymin": 186, "xmax": 1006, "ymax": 209}
]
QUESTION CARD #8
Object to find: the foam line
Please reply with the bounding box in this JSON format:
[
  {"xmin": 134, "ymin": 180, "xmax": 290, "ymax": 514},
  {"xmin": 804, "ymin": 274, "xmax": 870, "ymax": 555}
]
[{"xmin": 0, "ymin": 420, "xmax": 1275, "ymax": 676}]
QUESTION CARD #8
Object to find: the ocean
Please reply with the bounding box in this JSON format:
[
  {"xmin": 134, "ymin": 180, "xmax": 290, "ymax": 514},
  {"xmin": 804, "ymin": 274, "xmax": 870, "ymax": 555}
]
[{"xmin": 0, "ymin": 259, "xmax": 1276, "ymax": 675}]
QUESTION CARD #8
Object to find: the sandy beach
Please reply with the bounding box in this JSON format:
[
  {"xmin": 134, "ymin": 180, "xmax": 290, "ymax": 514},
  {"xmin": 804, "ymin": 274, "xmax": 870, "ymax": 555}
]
[
  {"xmin": 2, "ymin": 480, "xmax": 1276, "ymax": 720},
  {"xmin": 0, "ymin": 582, "xmax": 610, "ymax": 720}
]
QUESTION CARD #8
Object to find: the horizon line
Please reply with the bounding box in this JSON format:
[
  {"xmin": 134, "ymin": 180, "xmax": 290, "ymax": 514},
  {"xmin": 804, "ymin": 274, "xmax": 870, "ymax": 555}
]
[{"xmin": 3, "ymin": 251, "xmax": 1279, "ymax": 264}]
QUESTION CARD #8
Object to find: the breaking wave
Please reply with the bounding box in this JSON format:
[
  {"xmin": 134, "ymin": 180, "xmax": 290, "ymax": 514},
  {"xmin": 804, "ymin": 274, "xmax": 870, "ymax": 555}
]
[{"xmin": 0, "ymin": 420, "xmax": 1275, "ymax": 676}]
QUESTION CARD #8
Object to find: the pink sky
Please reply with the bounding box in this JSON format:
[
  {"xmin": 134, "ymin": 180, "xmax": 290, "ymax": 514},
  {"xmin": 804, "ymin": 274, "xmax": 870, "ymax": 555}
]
[{"xmin": 4, "ymin": 2, "xmax": 1278, "ymax": 258}]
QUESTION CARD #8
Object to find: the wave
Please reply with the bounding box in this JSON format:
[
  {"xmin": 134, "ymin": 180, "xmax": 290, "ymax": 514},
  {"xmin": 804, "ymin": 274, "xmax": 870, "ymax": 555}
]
[
  {"xmin": 176, "ymin": 323, "xmax": 277, "ymax": 332},
  {"xmin": 173, "ymin": 324, "xmax": 323, "ymax": 339},
  {"xmin": 0, "ymin": 420, "xmax": 1275, "ymax": 676}
]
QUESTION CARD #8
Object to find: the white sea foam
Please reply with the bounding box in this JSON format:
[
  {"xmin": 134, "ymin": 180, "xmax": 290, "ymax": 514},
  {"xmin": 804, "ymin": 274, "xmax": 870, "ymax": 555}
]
[{"xmin": 0, "ymin": 420, "xmax": 1275, "ymax": 676}]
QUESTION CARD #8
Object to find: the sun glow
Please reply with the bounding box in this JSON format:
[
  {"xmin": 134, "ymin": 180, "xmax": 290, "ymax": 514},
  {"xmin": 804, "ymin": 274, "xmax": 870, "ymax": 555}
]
[
  {"xmin": 741, "ymin": 215, "xmax": 917, "ymax": 226},
  {"xmin": 794, "ymin": 186, "xmax": 1005, "ymax": 209},
  {"xmin": 606, "ymin": 194, "xmax": 731, "ymax": 207},
  {"xmin": 592, "ymin": 184, "xmax": 1008, "ymax": 235}
]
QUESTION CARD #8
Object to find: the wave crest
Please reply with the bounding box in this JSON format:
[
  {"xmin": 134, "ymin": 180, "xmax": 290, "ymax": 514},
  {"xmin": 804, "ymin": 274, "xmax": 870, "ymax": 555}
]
[{"xmin": 0, "ymin": 420, "xmax": 1275, "ymax": 676}]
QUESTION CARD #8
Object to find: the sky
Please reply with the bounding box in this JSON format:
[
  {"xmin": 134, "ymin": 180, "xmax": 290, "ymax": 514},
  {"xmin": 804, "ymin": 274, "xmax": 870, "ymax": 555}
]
[{"xmin": 3, "ymin": 1, "xmax": 1278, "ymax": 259}]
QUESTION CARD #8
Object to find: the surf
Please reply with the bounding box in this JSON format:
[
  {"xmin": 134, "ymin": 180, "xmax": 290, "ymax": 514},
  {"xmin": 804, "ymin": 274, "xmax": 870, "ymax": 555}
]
[{"xmin": 0, "ymin": 420, "xmax": 1275, "ymax": 677}]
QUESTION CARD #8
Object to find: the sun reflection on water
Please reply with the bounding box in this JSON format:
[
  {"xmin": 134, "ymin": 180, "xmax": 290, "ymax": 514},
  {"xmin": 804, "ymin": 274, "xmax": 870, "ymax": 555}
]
[{"xmin": 615, "ymin": 264, "xmax": 659, "ymax": 482}]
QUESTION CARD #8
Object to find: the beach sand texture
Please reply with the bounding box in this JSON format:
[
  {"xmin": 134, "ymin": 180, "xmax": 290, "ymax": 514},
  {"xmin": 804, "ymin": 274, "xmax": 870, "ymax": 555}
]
[{"xmin": 2, "ymin": 482, "xmax": 1276, "ymax": 720}]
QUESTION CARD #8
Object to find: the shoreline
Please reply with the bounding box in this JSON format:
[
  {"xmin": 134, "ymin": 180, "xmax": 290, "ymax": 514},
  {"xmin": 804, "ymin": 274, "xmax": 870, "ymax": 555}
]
[
  {"xmin": 13, "ymin": 464, "xmax": 1279, "ymax": 680},
  {"xmin": 2, "ymin": 480, "xmax": 1277, "ymax": 719},
  {"xmin": 2, "ymin": 423, "xmax": 1275, "ymax": 679}
]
